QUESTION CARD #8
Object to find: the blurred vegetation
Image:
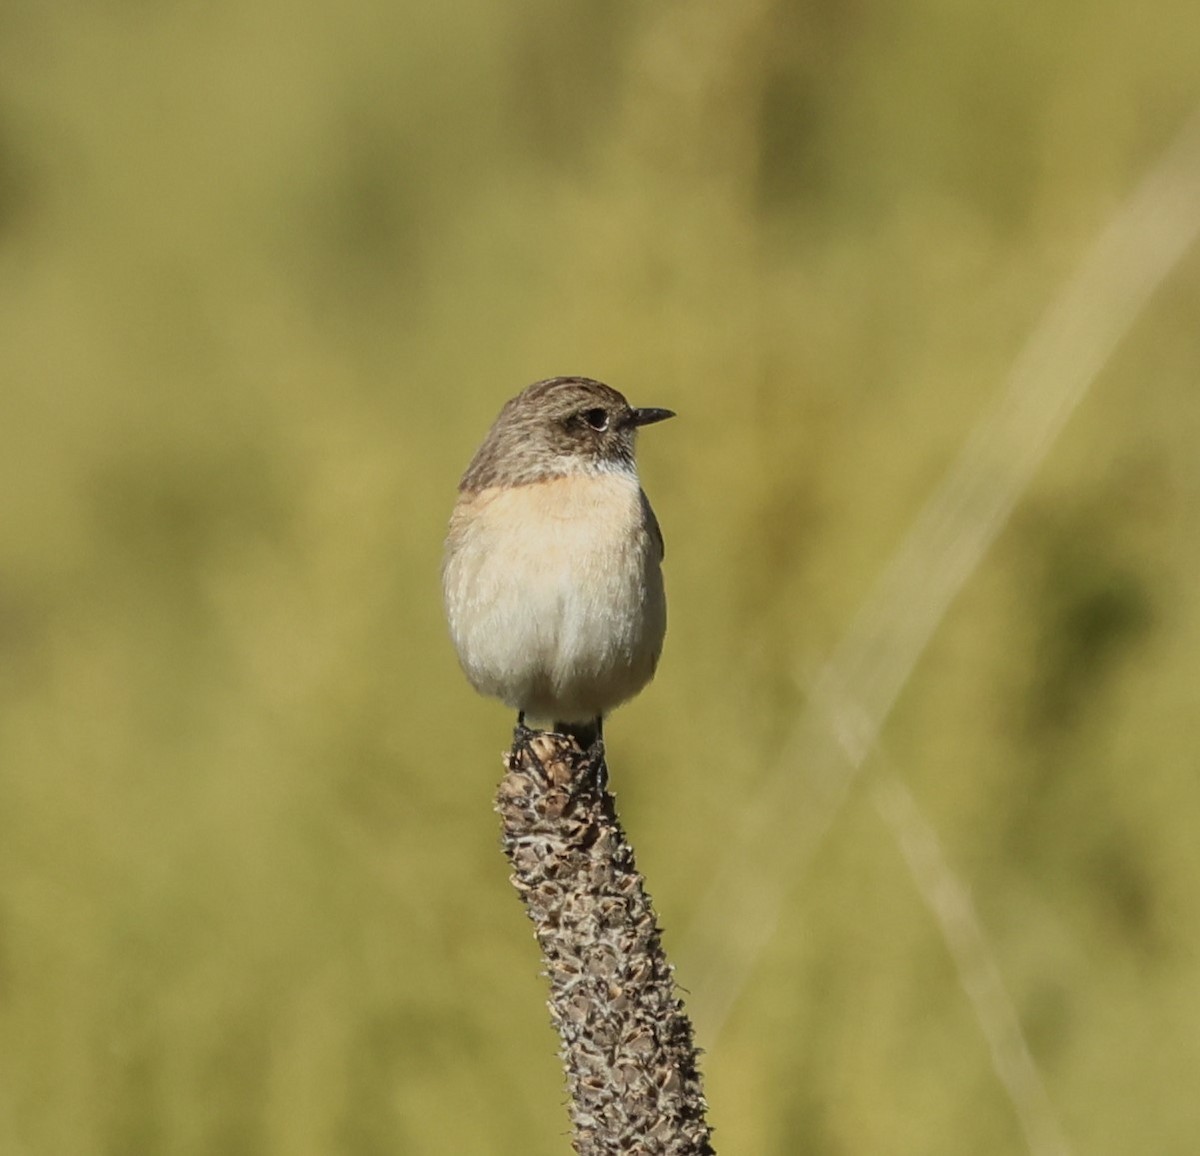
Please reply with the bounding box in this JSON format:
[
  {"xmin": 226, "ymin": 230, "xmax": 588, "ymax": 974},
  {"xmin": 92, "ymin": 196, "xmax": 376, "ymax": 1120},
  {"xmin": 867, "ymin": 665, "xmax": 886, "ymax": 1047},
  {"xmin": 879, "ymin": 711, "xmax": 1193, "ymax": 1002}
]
[{"xmin": 2, "ymin": 0, "xmax": 1199, "ymax": 1152}]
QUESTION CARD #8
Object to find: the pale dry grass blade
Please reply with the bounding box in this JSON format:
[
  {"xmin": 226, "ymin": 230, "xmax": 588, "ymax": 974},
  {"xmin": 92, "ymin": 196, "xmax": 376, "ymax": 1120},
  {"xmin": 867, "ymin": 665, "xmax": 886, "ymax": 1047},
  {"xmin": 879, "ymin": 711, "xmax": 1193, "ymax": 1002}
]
[
  {"xmin": 684, "ymin": 107, "xmax": 1200, "ymax": 1048},
  {"xmin": 871, "ymin": 770, "xmax": 1072, "ymax": 1156}
]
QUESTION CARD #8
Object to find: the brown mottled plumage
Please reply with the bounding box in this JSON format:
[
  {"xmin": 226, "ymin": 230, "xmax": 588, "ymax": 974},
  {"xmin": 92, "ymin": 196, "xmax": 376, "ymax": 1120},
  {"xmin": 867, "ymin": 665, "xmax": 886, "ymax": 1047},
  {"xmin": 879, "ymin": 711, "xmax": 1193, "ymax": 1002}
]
[
  {"xmin": 459, "ymin": 378, "xmax": 652, "ymax": 489},
  {"xmin": 443, "ymin": 377, "xmax": 674, "ymax": 745}
]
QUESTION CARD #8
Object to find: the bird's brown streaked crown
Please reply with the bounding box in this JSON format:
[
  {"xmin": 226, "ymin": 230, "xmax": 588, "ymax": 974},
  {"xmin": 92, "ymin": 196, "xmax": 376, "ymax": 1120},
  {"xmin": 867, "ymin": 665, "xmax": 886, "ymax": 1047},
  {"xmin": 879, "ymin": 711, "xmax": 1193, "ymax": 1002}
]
[{"xmin": 459, "ymin": 376, "xmax": 675, "ymax": 493}]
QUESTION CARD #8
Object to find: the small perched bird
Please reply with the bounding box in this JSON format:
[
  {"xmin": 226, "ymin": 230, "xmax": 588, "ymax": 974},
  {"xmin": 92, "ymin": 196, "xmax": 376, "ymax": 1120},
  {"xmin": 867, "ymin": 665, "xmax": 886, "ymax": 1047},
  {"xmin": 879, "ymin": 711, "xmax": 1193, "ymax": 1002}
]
[{"xmin": 442, "ymin": 376, "xmax": 674, "ymax": 749}]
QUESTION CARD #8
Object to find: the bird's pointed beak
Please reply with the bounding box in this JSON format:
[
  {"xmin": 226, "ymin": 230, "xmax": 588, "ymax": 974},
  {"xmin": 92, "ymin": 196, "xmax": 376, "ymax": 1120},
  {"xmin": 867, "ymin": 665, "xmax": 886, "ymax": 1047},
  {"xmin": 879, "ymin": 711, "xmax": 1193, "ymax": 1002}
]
[{"xmin": 628, "ymin": 406, "xmax": 676, "ymax": 428}]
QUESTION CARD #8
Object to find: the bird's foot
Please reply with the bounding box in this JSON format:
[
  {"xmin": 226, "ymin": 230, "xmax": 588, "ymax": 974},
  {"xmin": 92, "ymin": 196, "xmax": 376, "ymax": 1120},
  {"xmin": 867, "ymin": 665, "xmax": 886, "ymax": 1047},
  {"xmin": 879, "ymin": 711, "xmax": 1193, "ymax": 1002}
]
[
  {"xmin": 512, "ymin": 712, "xmax": 546, "ymax": 772},
  {"xmin": 574, "ymin": 718, "xmax": 608, "ymax": 795},
  {"xmin": 514, "ymin": 715, "xmax": 607, "ymax": 796},
  {"xmin": 586, "ymin": 741, "xmax": 609, "ymax": 794}
]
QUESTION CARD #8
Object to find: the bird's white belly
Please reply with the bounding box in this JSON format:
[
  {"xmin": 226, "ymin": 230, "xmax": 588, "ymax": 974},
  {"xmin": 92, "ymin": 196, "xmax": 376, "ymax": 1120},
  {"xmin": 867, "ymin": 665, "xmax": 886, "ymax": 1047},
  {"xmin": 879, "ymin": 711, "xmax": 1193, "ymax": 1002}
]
[{"xmin": 443, "ymin": 472, "xmax": 666, "ymax": 722}]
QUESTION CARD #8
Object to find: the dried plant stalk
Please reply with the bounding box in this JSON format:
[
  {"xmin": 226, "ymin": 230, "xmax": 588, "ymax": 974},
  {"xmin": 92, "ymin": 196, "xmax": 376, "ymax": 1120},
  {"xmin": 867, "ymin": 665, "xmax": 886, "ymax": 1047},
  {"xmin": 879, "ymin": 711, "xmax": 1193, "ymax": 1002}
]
[{"xmin": 496, "ymin": 730, "xmax": 715, "ymax": 1155}]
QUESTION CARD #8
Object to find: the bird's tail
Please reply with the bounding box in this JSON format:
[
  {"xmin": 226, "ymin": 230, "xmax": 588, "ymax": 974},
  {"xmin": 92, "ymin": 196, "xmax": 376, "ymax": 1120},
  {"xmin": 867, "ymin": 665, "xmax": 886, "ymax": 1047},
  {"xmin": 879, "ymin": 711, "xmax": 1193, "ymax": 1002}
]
[{"xmin": 554, "ymin": 717, "xmax": 603, "ymax": 750}]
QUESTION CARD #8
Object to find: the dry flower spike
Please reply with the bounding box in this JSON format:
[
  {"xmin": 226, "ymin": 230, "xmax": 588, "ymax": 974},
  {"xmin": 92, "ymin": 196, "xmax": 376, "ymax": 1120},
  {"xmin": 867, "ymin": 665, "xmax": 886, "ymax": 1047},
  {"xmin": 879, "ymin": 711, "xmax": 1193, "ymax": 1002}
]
[{"xmin": 496, "ymin": 731, "xmax": 715, "ymax": 1155}]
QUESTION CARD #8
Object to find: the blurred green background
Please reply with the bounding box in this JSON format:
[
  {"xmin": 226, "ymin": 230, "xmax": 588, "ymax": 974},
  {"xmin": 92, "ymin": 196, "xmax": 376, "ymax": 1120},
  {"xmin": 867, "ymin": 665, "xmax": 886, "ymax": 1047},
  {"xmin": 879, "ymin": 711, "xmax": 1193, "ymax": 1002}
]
[{"xmin": 3, "ymin": 0, "xmax": 1200, "ymax": 1152}]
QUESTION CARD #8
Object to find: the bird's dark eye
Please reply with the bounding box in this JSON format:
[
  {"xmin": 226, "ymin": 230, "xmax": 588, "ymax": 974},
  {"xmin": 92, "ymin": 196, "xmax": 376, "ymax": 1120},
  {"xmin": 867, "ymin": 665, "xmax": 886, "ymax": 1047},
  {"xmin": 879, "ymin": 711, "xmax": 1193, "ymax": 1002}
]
[{"xmin": 582, "ymin": 407, "xmax": 609, "ymax": 432}]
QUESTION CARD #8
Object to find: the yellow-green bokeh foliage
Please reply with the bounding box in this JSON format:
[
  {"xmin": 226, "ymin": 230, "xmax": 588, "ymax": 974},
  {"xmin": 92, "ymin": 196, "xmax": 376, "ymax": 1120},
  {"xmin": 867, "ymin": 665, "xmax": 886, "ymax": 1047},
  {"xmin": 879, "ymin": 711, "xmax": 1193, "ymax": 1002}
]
[{"xmin": 2, "ymin": 1, "xmax": 1200, "ymax": 1152}]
